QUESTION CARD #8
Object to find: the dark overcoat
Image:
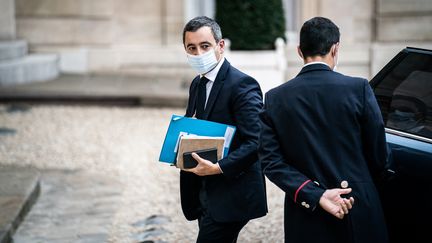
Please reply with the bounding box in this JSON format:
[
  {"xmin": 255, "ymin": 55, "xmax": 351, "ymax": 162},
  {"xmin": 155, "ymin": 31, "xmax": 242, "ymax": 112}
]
[{"xmin": 259, "ymin": 63, "xmax": 389, "ymax": 243}]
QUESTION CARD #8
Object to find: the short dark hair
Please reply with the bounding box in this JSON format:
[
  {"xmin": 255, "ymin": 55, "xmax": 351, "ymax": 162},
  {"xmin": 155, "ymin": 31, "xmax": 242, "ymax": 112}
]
[
  {"xmin": 299, "ymin": 17, "xmax": 340, "ymax": 57},
  {"xmin": 182, "ymin": 16, "xmax": 222, "ymax": 45}
]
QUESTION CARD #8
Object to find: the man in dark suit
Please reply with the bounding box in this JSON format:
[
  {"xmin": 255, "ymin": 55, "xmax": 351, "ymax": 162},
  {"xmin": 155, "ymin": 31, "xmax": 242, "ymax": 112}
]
[
  {"xmin": 259, "ymin": 17, "xmax": 389, "ymax": 243},
  {"xmin": 180, "ymin": 16, "xmax": 267, "ymax": 243}
]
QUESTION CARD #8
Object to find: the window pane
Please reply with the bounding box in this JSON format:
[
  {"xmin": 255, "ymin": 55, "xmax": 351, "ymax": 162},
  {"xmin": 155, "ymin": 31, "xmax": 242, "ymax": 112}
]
[{"xmin": 374, "ymin": 51, "xmax": 432, "ymax": 139}]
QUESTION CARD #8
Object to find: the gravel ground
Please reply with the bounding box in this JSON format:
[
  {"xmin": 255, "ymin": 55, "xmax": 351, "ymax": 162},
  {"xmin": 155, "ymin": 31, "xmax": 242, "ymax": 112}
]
[{"xmin": 0, "ymin": 104, "xmax": 284, "ymax": 242}]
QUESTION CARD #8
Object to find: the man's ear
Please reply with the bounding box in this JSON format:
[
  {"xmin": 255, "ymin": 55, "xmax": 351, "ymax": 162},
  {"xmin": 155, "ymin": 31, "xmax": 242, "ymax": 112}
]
[
  {"xmin": 297, "ymin": 46, "xmax": 304, "ymax": 59},
  {"xmin": 218, "ymin": 39, "xmax": 225, "ymax": 54}
]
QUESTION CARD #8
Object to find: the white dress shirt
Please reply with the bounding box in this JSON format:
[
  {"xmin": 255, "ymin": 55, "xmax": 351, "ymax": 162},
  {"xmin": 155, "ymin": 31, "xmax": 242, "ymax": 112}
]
[
  {"xmin": 302, "ymin": 61, "xmax": 330, "ymax": 68},
  {"xmin": 201, "ymin": 57, "xmax": 225, "ymax": 108}
]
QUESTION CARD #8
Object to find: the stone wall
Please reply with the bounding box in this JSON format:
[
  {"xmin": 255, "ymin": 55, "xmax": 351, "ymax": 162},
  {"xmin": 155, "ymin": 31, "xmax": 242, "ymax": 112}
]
[
  {"xmin": 15, "ymin": 0, "xmax": 184, "ymax": 47},
  {"xmin": 14, "ymin": 0, "xmax": 187, "ymax": 75},
  {"xmin": 286, "ymin": 0, "xmax": 374, "ymax": 79},
  {"xmin": 377, "ymin": 0, "xmax": 432, "ymax": 42},
  {"xmin": 371, "ymin": 0, "xmax": 432, "ymax": 75},
  {"xmin": 9, "ymin": 0, "xmax": 432, "ymax": 81},
  {"xmin": 286, "ymin": 0, "xmax": 432, "ymax": 80},
  {"xmin": 297, "ymin": 0, "xmax": 373, "ymax": 44}
]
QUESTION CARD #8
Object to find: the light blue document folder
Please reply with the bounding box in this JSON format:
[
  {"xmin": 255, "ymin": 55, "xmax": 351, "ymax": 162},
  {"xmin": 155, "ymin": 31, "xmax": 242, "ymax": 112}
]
[{"xmin": 159, "ymin": 115, "xmax": 236, "ymax": 164}]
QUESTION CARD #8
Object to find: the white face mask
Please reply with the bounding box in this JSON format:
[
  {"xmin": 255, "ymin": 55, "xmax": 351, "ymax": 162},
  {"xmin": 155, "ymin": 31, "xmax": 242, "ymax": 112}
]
[
  {"xmin": 332, "ymin": 44, "xmax": 339, "ymax": 71},
  {"xmin": 333, "ymin": 53, "xmax": 338, "ymax": 71},
  {"xmin": 187, "ymin": 49, "xmax": 219, "ymax": 74}
]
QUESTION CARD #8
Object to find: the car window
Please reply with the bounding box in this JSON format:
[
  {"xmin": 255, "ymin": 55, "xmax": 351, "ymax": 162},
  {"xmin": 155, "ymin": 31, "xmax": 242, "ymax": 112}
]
[{"xmin": 373, "ymin": 51, "xmax": 432, "ymax": 140}]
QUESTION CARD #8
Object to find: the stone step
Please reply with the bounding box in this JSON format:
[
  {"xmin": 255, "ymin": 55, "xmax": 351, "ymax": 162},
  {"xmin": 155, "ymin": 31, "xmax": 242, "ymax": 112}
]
[
  {"xmin": 0, "ymin": 40, "xmax": 27, "ymax": 61},
  {"xmin": 12, "ymin": 170, "xmax": 123, "ymax": 243},
  {"xmin": 0, "ymin": 54, "xmax": 59, "ymax": 86},
  {"xmin": 0, "ymin": 166, "xmax": 41, "ymax": 243},
  {"xmin": 0, "ymin": 73, "xmax": 189, "ymax": 107}
]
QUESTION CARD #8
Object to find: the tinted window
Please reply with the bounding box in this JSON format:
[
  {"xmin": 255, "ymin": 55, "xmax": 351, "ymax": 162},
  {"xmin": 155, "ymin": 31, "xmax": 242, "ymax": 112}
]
[{"xmin": 374, "ymin": 51, "xmax": 432, "ymax": 139}]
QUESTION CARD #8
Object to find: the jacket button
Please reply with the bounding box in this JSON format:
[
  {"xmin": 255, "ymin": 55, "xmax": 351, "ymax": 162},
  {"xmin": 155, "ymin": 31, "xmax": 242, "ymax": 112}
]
[
  {"xmin": 340, "ymin": 180, "xmax": 349, "ymax": 189},
  {"xmin": 305, "ymin": 204, "xmax": 310, "ymax": 209},
  {"xmin": 301, "ymin": 201, "xmax": 306, "ymax": 206}
]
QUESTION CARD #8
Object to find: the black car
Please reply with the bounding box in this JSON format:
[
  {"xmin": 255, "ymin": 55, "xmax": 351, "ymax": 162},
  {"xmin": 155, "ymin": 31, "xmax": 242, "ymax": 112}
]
[{"xmin": 370, "ymin": 47, "xmax": 432, "ymax": 243}]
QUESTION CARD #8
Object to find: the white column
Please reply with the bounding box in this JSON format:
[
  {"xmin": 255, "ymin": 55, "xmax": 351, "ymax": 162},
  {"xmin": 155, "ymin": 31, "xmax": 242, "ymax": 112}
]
[
  {"xmin": 0, "ymin": 0, "xmax": 16, "ymax": 40},
  {"xmin": 283, "ymin": 0, "xmax": 301, "ymax": 44},
  {"xmin": 299, "ymin": 0, "xmax": 319, "ymax": 22},
  {"xmin": 184, "ymin": 0, "xmax": 215, "ymax": 23}
]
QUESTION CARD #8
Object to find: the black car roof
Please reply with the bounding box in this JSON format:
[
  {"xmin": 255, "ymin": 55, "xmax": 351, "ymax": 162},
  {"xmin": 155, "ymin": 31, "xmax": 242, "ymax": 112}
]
[{"xmin": 369, "ymin": 46, "xmax": 432, "ymax": 88}]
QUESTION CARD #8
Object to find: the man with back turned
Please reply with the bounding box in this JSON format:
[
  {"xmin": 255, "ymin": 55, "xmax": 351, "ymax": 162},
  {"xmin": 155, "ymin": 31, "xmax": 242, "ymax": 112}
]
[{"xmin": 259, "ymin": 17, "xmax": 390, "ymax": 243}]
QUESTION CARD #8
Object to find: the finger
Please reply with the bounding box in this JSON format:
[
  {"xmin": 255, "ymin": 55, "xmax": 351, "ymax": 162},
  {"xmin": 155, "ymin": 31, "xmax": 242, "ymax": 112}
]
[
  {"xmin": 338, "ymin": 188, "xmax": 352, "ymax": 195},
  {"xmin": 349, "ymin": 197, "xmax": 355, "ymax": 206},
  {"xmin": 336, "ymin": 211, "xmax": 344, "ymax": 219},
  {"xmin": 343, "ymin": 198, "xmax": 353, "ymax": 210},
  {"xmin": 186, "ymin": 166, "xmax": 204, "ymax": 176},
  {"xmin": 191, "ymin": 153, "xmax": 203, "ymax": 163},
  {"xmin": 339, "ymin": 207, "xmax": 345, "ymax": 216},
  {"xmin": 182, "ymin": 168, "xmax": 196, "ymax": 174},
  {"xmin": 341, "ymin": 202, "xmax": 349, "ymax": 214},
  {"xmin": 182, "ymin": 166, "xmax": 193, "ymax": 172}
]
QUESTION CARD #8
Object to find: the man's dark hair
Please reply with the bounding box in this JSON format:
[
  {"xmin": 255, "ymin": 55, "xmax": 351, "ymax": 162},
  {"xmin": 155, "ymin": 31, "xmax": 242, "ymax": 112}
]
[
  {"xmin": 182, "ymin": 16, "xmax": 222, "ymax": 45},
  {"xmin": 299, "ymin": 17, "xmax": 340, "ymax": 57}
]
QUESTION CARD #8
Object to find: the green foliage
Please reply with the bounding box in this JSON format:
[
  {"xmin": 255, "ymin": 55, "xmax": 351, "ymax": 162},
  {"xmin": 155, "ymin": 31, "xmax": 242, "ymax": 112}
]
[{"xmin": 215, "ymin": 0, "xmax": 286, "ymax": 50}]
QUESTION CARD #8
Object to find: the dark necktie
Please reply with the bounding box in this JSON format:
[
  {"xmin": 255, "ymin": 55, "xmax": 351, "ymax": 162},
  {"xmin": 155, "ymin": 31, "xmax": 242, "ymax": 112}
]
[{"xmin": 196, "ymin": 76, "xmax": 210, "ymax": 119}]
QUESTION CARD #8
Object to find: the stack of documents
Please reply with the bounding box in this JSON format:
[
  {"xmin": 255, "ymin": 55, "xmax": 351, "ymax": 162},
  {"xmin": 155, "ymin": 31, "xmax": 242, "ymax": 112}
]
[{"xmin": 159, "ymin": 115, "xmax": 236, "ymax": 167}]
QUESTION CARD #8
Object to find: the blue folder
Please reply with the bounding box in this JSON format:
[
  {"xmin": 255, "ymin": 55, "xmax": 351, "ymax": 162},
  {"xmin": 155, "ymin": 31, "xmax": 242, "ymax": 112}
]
[{"xmin": 159, "ymin": 115, "xmax": 237, "ymax": 164}]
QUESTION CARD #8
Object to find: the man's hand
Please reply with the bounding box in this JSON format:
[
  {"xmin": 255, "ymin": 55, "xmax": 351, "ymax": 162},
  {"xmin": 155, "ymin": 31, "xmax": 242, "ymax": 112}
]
[
  {"xmin": 319, "ymin": 188, "xmax": 355, "ymax": 219},
  {"xmin": 183, "ymin": 152, "xmax": 222, "ymax": 176}
]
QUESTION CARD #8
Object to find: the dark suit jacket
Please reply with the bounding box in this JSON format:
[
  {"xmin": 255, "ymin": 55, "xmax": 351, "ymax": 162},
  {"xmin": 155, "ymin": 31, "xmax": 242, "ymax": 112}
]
[
  {"xmin": 180, "ymin": 59, "xmax": 268, "ymax": 222},
  {"xmin": 259, "ymin": 63, "xmax": 389, "ymax": 243}
]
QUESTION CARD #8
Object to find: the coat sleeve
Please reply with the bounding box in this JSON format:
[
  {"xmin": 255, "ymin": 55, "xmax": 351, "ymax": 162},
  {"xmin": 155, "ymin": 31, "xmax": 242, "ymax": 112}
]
[
  {"xmin": 258, "ymin": 93, "xmax": 325, "ymax": 212},
  {"xmin": 217, "ymin": 76, "xmax": 263, "ymax": 177},
  {"xmin": 361, "ymin": 79, "xmax": 391, "ymax": 181}
]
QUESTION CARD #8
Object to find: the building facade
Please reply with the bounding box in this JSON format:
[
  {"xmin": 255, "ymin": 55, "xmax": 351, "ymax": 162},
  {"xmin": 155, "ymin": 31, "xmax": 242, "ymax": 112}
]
[{"xmin": 1, "ymin": 0, "xmax": 432, "ymax": 84}]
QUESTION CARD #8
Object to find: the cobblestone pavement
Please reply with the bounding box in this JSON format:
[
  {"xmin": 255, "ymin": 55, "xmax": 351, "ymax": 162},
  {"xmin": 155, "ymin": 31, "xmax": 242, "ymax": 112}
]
[{"xmin": 0, "ymin": 104, "xmax": 284, "ymax": 242}]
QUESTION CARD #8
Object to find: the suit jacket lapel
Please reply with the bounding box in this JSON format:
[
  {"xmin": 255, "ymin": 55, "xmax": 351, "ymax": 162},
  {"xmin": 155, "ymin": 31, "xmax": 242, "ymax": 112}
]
[
  {"xmin": 202, "ymin": 59, "xmax": 230, "ymax": 120},
  {"xmin": 186, "ymin": 76, "xmax": 200, "ymax": 117}
]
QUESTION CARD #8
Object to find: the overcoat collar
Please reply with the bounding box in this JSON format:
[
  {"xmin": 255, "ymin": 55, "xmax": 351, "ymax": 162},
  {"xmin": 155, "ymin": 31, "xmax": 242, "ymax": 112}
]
[{"xmin": 297, "ymin": 63, "xmax": 332, "ymax": 76}]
